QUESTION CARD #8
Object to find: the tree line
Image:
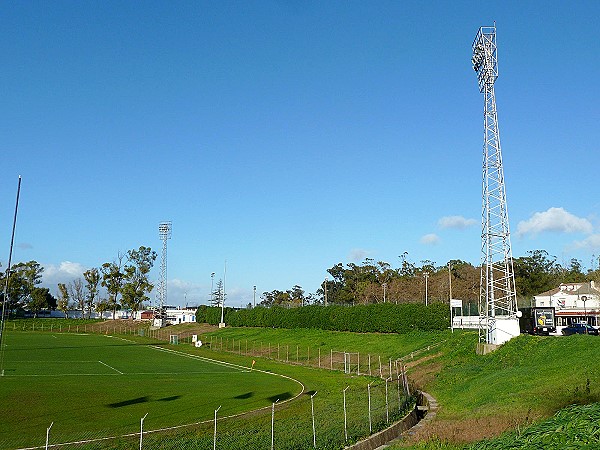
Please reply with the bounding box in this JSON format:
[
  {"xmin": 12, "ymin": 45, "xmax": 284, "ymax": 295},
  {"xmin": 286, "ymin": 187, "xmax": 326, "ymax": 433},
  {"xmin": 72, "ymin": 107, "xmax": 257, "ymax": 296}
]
[
  {"xmin": 258, "ymin": 250, "xmax": 599, "ymax": 308},
  {"xmin": 0, "ymin": 246, "xmax": 156, "ymax": 319}
]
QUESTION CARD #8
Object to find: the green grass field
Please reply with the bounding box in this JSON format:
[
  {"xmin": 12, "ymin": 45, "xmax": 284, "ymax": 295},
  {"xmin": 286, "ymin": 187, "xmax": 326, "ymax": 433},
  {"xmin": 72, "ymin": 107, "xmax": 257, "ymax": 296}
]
[{"xmin": 0, "ymin": 331, "xmax": 302, "ymax": 449}]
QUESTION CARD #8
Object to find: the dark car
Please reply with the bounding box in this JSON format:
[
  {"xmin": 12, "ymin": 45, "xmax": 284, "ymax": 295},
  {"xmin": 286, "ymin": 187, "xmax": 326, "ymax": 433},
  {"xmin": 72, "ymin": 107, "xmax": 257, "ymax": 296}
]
[{"xmin": 561, "ymin": 323, "xmax": 599, "ymax": 336}]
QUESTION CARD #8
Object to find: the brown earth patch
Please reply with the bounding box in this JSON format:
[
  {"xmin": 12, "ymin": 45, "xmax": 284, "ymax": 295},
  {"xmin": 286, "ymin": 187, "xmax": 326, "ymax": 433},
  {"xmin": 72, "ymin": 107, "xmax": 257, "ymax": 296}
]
[{"xmin": 399, "ymin": 413, "xmax": 538, "ymax": 446}]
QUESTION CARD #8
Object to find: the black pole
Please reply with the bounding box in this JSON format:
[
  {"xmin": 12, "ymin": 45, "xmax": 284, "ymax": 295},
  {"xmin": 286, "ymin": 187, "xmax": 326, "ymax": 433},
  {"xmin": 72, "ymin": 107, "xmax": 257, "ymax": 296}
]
[{"xmin": 0, "ymin": 176, "xmax": 22, "ymax": 376}]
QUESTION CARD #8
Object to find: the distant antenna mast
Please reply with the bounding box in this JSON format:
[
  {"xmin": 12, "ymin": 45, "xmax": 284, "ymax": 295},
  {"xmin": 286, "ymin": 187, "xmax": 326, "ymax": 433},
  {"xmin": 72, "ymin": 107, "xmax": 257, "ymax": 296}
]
[
  {"xmin": 155, "ymin": 221, "xmax": 172, "ymax": 326},
  {"xmin": 472, "ymin": 25, "xmax": 518, "ymax": 347}
]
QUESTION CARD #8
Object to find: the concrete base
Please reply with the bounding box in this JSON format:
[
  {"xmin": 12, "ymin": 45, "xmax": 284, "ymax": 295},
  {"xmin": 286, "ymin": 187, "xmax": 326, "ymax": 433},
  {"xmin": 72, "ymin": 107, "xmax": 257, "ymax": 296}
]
[
  {"xmin": 218, "ymin": 322, "xmax": 226, "ymax": 328},
  {"xmin": 476, "ymin": 342, "xmax": 499, "ymax": 355}
]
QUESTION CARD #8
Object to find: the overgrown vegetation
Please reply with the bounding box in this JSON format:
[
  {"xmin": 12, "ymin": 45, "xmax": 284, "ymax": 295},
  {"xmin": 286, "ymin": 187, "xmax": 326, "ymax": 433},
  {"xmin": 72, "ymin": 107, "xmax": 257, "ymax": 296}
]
[{"xmin": 196, "ymin": 303, "xmax": 450, "ymax": 332}]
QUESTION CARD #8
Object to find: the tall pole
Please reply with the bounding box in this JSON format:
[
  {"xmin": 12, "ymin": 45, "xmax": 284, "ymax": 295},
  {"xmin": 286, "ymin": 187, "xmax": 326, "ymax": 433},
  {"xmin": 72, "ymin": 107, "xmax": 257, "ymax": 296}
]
[
  {"xmin": 220, "ymin": 261, "xmax": 226, "ymax": 327},
  {"xmin": 324, "ymin": 277, "xmax": 328, "ymax": 306},
  {"xmin": 472, "ymin": 24, "xmax": 517, "ymax": 345},
  {"xmin": 0, "ymin": 176, "xmax": 21, "ymax": 377},
  {"xmin": 157, "ymin": 222, "xmax": 172, "ymax": 326},
  {"xmin": 423, "ymin": 272, "xmax": 429, "ymax": 306},
  {"xmin": 210, "ymin": 272, "xmax": 215, "ymax": 305},
  {"xmin": 253, "ymin": 285, "xmax": 256, "ymax": 308}
]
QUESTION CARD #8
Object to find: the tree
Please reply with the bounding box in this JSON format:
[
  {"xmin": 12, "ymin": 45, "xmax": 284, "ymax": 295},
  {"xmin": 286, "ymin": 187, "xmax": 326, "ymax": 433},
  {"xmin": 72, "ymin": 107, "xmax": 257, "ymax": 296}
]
[
  {"xmin": 513, "ymin": 250, "xmax": 561, "ymax": 300},
  {"xmin": 0, "ymin": 261, "xmax": 45, "ymax": 315},
  {"xmin": 69, "ymin": 279, "xmax": 85, "ymax": 318},
  {"xmin": 83, "ymin": 268, "xmax": 100, "ymax": 319},
  {"xmin": 95, "ymin": 299, "xmax": 110, "ymax": 319},
  {"xmin": 211, "ymin": 279, "xmax": 224, "ymax": 307},
  {"xmin": 57, "ymin": 283, "xmax": 71, "ymax": 318},
  {"xmin": 101, "ymin": 254, "xmax": 125, "ymax": 320},
  {"xmin": 27, "ymin": 287, "xmax": 56, "ymax": 317},
  {"xmin": 121, "ymin": 246, "xmax": 157, "ymax": 316}
]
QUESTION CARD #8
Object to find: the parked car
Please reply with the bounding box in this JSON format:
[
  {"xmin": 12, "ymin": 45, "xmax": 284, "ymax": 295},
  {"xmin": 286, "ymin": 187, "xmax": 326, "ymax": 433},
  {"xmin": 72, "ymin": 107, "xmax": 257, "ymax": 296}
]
[{"xmin": 561, "ymin": 323, "xmax": 599, "ymax": 336}]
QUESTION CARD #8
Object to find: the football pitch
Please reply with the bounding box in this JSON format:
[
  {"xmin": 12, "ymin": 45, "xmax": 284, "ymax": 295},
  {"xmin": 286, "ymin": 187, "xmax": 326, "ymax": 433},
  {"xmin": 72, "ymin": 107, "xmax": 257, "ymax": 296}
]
[{"xmin": 0, "ymin": 331, "xmax": 303, "ymax": 449}]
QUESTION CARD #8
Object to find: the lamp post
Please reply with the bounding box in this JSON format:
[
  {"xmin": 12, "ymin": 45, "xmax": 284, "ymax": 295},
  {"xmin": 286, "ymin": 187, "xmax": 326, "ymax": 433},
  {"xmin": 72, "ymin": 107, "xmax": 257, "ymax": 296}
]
[
  {"xmin": 253, "ymin": 285, "xmax": 256, "ymax": 308},
  {"xmin": 382, "ymin": 283, "xmax": 387, "ymax": 303},
  {"xmin": 210, "ymin": 272, "xmax": 215, "ymax": 305},
  {"xmin": 423, "ymin": 272, "xmax": 430, "ymax": 306}
]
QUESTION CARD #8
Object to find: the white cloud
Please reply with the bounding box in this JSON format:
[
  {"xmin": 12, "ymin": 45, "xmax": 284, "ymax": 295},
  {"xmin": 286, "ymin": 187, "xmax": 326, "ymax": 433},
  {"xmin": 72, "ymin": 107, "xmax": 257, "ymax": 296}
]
[
  {"xmin": 438, "ymin": 215, "xmax": 477, "ymax": 229},
  {"xmin": 420, "ymin": 233, "xmax": 440, "ymax": 245},
  {"xmin": 572, "ymin": 234, "xmax": 600, "ymax": 250},
  {"xmin": 348, "ymin": 248, "xmax": 372, "ymax": 262},
  {"xmin": 517, "ymin": 207, "xmax": 593, "ymax": 237},
  {"xmin": 43, "ymin": 261, "xmax": 87, "ymax": 285}
]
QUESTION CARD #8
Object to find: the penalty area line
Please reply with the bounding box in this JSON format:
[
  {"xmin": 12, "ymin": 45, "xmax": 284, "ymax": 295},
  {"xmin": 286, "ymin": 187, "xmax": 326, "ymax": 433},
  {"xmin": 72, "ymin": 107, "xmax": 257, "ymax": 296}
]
[{"xmin": 98, "ymin": 360, "xmax": 123, "ymax": 374}]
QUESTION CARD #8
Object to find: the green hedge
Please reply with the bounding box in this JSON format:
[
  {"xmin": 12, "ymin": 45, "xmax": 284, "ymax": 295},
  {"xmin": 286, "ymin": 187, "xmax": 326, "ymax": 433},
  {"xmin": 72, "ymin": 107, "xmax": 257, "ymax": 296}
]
[{"xmin": 196, "ymin": 303, "xmax": 449, "ymax": 333}]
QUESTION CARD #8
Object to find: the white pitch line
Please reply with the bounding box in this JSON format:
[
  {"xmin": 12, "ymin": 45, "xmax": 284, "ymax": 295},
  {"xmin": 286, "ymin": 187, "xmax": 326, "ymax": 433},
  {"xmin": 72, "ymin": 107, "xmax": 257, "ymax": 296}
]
[
  {"xmin": 150, "ymin": 345, "xmax": 249, "ymax": 372},
  {"xmin": 98, "ymin": 360, "xmax": 123, "ymax": 374}
]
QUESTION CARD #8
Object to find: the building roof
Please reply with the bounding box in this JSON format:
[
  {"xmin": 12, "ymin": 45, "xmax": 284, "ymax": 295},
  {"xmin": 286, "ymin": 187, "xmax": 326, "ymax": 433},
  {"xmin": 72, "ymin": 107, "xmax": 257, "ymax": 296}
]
[{"xmin": 535, "ymin": 282, "xmax": 600, "ymax": 297}]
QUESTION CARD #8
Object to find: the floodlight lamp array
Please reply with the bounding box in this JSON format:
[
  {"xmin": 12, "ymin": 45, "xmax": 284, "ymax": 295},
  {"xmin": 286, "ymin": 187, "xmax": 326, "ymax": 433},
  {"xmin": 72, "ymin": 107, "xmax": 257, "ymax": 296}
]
[{"xmin": 159, "ymin": 221, "xmax": 172, "ymax": 240}]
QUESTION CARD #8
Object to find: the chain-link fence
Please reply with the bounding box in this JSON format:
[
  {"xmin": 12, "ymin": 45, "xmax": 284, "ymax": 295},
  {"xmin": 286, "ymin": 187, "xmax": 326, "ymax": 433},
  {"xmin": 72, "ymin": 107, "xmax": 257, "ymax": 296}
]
[{"xmin": 20, "ymin": 377, "xmax": 413, "ymax": 450}]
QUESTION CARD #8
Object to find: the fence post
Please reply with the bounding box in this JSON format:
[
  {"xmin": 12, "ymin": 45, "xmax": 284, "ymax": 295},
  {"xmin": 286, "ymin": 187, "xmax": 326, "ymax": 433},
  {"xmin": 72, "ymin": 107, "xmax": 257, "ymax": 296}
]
[
  {"xmin": 213, "ymin": 405, "xmax": 221, "ymax": 450},
  {"xmin": 368, "ymin": 354, "xmax": 372, "ymax": 376},
  {"xmin": 343, "ymin": 386, "xmax": 350, "ymax": 441},
  {"xmin": 271, "ymin": 399, "xmax": 279, "ymax": 450},
  {"xmin": 311, "ymin": 391, "xmax": 318, "ymax": 448},
  {"xmin": 45, "ymin": 422, "xmax": 53, "ymax": 450},
  {"xmin": 367, "ymin": 382, "xmax": 373, "ymax": 433},
  {"xmin": 139, "ymin": 413, "xmax": 148, "ymax": 450},
  {"xmin": 385, "ymin": 377, "xmax": 390, "ymax": 422},
  {"xmin": 397, "ymin": 374, "xmax": 402, "ymax": 411}
]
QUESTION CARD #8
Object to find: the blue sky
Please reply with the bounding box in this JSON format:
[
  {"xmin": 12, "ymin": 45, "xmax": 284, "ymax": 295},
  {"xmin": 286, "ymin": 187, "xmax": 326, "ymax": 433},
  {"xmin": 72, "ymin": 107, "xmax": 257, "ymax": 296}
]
[{"xmin": 2, "ymin": 1, "xmax": 600, "ymax": 308}]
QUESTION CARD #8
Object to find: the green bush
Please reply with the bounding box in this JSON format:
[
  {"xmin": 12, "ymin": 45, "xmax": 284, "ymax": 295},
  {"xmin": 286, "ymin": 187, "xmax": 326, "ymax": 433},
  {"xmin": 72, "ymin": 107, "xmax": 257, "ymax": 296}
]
[{"xmin": 197, "ymin": 302, "xmax": 449, "ymax": 333}]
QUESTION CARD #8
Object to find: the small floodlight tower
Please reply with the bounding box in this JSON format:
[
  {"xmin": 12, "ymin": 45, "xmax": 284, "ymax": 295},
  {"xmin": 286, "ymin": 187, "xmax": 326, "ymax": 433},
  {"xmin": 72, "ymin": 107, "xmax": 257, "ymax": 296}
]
[
  {"xmin": 155, "ymin": 221, "xmax": 172, "ymax": 327},
  {"xmin": 472, "ymin": 25, "xmax": 519, "ymax": 348}
]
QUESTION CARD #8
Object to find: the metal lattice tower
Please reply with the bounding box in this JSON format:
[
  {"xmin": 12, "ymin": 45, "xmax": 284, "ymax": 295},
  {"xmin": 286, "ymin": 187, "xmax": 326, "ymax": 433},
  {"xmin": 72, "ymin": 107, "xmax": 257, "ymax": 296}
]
[
  {"xmin": 156, "ymin": 221, "xmax": 172, "ymax": 321},
  {"xmin": 472, "ymin": 25, "xmax": 518, "ymax": 345}
]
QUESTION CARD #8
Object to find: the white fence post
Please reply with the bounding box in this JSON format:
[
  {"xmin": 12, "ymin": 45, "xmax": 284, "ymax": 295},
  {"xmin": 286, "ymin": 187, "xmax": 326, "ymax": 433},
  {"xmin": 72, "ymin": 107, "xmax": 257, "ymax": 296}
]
[
  {"xmin": 45, "ymin": 422, "xmax": 53, "ymax": 450},
  {"xmin": 311, "ymin": 391, "xmax": 318, "ymax": 448},
  {"xmin": 139, "ymin": 413, "xmax": 148, "ymax": 450},
  {"xmin": 367, "ymin": 382, "xmax": 373, "ymax": 433},
  {"xmin": 343, "ymin": 386, "xmax": 350, "ymax": 441},
  {"xmin": 213, "ymin": 405, "xmax": 221, "ymax": 450},
  {"xmin": 271, "ymin": 399, "xmax": 279, "ymax": 450}
]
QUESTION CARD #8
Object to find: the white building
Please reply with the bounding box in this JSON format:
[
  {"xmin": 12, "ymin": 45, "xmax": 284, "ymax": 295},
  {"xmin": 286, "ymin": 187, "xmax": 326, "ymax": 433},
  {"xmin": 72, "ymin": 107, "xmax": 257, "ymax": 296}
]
[
  {"xmin": 534, "ymin": 282, "xmax": 600, "ymax": 327},
  {"xmin": 163, "ymin": 306, "xmax": 197, "ymax": 325}
]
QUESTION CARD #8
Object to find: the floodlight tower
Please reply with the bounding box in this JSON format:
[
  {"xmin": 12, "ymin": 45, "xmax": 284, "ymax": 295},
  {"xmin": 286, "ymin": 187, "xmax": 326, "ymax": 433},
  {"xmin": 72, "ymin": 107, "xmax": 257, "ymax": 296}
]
[
  {"xmin": 472, "ymin": 25, "xmax": 519, "ymax": 347},
  {"xmin": 155, "ymin": 221, "xmax": 172, "ymax": 327}
]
